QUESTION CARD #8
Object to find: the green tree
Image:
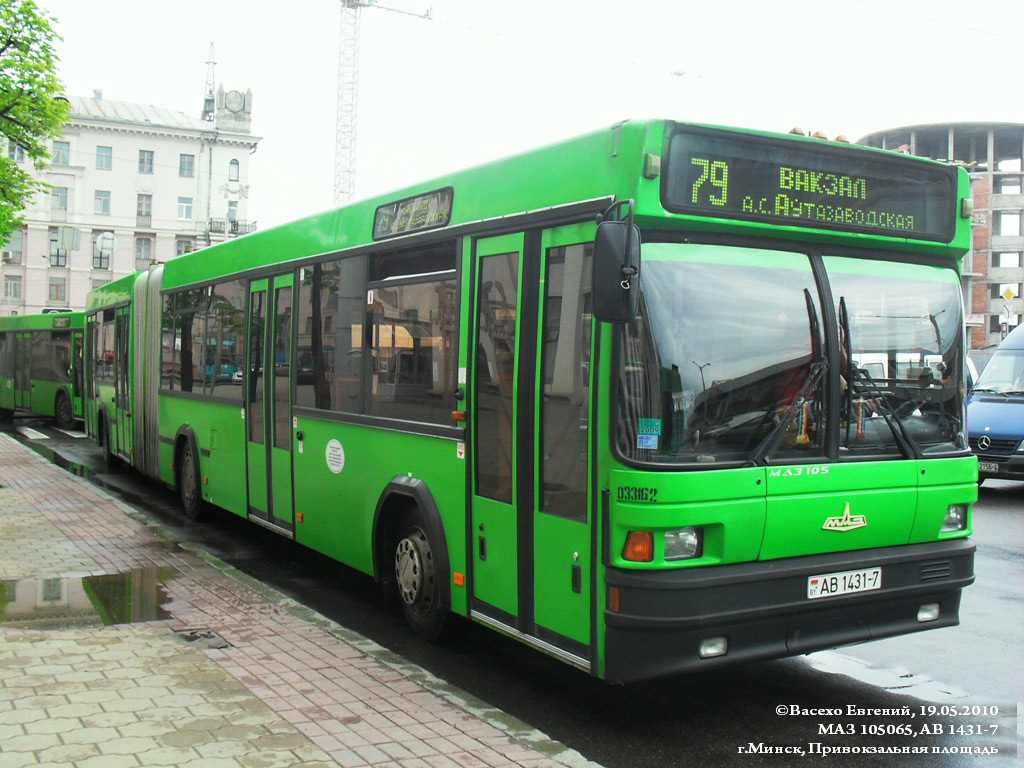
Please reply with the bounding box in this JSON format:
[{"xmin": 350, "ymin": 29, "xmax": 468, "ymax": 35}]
[{"xmin": 0, "ymin": 0, "xmax": 69, "ymax": 241}]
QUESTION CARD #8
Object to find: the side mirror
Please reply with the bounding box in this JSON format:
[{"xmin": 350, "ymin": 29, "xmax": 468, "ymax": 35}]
[{"xmin": 592, "ymin": 208, "xmax": 641, "ymax": 324}]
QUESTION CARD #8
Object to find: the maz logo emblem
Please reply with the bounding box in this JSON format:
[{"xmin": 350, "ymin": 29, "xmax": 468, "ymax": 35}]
[{"xmin": 822, "ymin": 503, "xmax": 867, "ymax": 532}]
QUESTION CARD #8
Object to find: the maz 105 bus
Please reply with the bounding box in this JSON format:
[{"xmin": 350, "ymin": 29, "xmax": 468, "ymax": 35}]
[
  {"xmin": 83, "ymin": 120, "xmax": 976, "ymax": 683},
  {"xmin": 0, "ymin": 312, "xmax": 84, "ymax": 429}
]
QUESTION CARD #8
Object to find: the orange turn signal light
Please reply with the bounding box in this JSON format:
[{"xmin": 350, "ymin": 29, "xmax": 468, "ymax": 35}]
[
  {"xmin": 622, "ymin": 531, "xmax": 653, "ymax": 562},
  {"xmin": 608, "ymin": 586, "xmax": 620, "ymax": 612}
]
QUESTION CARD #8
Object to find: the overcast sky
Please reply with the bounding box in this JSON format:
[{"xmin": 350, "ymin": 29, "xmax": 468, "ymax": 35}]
[{"xmin": 40, "ymin": 0, "xmax": 1024, "ymax": 229}]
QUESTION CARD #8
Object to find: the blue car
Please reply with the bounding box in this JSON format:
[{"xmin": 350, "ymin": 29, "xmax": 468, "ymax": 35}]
[{"xmin": 968, "ymin": 324, "xmax": 1024, "ymax": 484}]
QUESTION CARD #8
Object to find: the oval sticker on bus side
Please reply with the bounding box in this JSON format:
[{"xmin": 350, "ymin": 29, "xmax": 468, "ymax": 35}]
[{"xmin": 326, "ymin": 439, "xmax": 345, "ymax": 474}]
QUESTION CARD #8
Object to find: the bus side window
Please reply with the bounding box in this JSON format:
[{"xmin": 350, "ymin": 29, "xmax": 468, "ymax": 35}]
[{"xmin": 295, "ymin": 256, "xmax": 367, "ymax": 414}]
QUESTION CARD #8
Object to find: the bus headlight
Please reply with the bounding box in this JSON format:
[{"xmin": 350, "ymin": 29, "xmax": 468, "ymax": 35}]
[
  {"xmin": 665, "ymin": 527, "xmax": 702, "ymax": 561},
  {"xmin": 941, "ymin": 504, "xmax": 967, "ymax": 533}
]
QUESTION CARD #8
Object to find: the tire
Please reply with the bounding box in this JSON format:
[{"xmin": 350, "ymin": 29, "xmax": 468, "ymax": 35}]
[
  {"xmin": 178, "ymin": 440, "xmax": 206, "ymax": 521},
  {"xmin": 54, "ymin": 391, "xmax": 75, "ymax": 430},
  {"xmin": 99, "ymin": 417, "xmax": 117, "ymax": 472},
  {"xmin": 393, "ymin": 510, "xmax": 450, "ymax": 641}
]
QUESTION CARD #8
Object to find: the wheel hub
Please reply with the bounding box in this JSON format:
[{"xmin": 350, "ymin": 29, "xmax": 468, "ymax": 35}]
[{"xmin": 395, "ymin": 528, "xmax": 433, "ymax": 609}]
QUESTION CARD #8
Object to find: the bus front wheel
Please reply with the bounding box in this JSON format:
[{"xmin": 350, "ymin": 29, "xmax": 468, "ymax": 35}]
[{"xmin": 393, "ymin": 511, "xmax": 450, "ymax": 641}]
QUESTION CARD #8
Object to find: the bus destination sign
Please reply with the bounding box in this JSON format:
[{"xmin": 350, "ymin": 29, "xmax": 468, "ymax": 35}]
[
  {"xmin": 372, "ymin": 187, "xmax": 453, "ymax": 240},
  {"xmin": 663, "ymin": 127, "xmax": 956, "ymax": 241}
]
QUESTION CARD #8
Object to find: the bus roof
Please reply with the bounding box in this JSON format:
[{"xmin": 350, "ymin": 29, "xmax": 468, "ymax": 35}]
[{"xmin": 152, "ymin": 119, "xmax": 971, "ymax": 292}]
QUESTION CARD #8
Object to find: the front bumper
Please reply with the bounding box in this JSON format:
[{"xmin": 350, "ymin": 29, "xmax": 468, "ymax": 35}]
[
  {"xmin": 603, "ymin": 539, "xmax": 975, "ymax": 683},
  {"xmin": 973, "ymin": 451, "xmax": 1024, "ymax": 482}
]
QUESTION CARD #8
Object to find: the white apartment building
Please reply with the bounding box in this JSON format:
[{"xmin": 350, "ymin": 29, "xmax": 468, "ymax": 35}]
[{"xmin": 1, "ymin": 87, "xmax": 260, "ymax": 315}]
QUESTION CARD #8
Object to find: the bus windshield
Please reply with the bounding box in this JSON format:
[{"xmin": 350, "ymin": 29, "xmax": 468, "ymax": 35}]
[{"xmin": 615, "ymin": 243, "xmax": 966, "ymax": 466}]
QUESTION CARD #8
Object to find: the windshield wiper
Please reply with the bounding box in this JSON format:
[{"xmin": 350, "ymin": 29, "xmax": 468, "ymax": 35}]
[
  {"xmin": 748, "ymin": 360, "xmax": 827, "ymax": 466},
  {"xmin": 971, "ymin": 387, "xmax": 1007, "ymax": 395},
  {"xmin": 849, "ymin": 365, "xmax": 922, "ymax": 459}
]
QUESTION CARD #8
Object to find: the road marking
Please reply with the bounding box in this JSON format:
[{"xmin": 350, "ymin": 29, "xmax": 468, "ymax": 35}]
[
  {"xmin": 55, "ymin": 429, "xmax": 88, "ymax": 438},
  {"xmin": 17, "ymin": 427, "xmax": 50, "ymax": 440}
]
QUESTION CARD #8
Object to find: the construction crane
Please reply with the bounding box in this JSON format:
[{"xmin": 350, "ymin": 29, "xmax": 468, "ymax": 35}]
[{"xmin": 334, "ymin": 0, "xmax": 431, "ymax": 205}]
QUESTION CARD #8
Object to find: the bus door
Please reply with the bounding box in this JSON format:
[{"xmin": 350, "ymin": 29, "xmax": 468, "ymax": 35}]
[
  {"xmin": 114, "ymin": 307, "xmax": 132, "ymax": 460},
  {"xmin": 471, "ymin": 234, "xmax": 526, "ymax": 622},
  {"xmin": 531, "ymin": 225, "xmax": 593, "ymax": 656},
  {"xmin": 245, "ymin": 275, "xmax": 295, "ymax": 532},
  {"xmin": 71, "ymin": 330, "xmax": 84, "ymax": 418},
  {"xmin": 469, "ymin": 225, "xmax": 593, "ymax": 660},
  {"xmin": 13, "ymin": 333, "xmax": 30, "ymax": 409}
]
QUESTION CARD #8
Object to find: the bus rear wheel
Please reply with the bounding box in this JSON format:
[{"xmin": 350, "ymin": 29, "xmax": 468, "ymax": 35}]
[
  {"xmin": 54, "ymin": 391, "xmax": 74, "ymax": 430},
  {"xmin": 393, "ymin": 512, "xmax": 449, "ymax": 641},
  {"xmin": 178, "ymin": 442, "xmax": 205, "ymax": 521}
]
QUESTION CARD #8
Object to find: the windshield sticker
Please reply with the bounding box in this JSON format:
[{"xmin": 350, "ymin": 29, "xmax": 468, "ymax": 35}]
[
  {"xmin": 637, "ymin": 434, "xmax": 658, "ymax": 450},
  {"xmin": 638, "ymin": 419, "xmax": 662, "ymax": 436}
]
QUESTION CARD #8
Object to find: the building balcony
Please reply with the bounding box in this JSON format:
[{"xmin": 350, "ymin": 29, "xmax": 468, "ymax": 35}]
[
  {"xmin": 50, "ymin": 209, "xmax": 67, "ymax": 223},
  {"xmin": 208, "ymin": 218, "xmax": 256, "ymax": 237},
  {"xmin": 137, "ymin": 214, "xmax": 152, "ymax": 227}
]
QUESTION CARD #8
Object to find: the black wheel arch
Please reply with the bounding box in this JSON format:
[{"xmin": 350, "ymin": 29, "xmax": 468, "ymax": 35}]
[{"xmin": 372, "ymin": 476, "xmax": 451, "ymax": 611}]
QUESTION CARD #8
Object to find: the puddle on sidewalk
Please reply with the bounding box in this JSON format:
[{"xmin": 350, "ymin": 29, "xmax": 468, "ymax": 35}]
[
  {"xmin": 19, "ymin": 438, "xmax": 93, "ymax": 478},
  {"xmin": 0, "ymin": 567, "xmax": 178, "ymax": 629}
]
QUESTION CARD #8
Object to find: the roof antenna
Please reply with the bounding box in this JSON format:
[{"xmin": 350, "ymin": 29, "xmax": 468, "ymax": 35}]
[{"xmin": 202, "ymin": 43, "xmax": 216, "ymax": 121}]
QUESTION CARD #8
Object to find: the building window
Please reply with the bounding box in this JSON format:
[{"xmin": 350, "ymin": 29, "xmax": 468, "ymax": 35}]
[
  {"xmin": 992, "ymin": 283, "xmax": 1022, "ymax": 300},
  {"xmin": 996, "ymin": 211, "xmax": 1021, "ymax": 237},
  {"xmin": 176, "ymin": 239, "xmax": 195, "ymax": 256},
  {"xmin": 138, "ymin": 149, "xmax": 154, "ymax": 173},
  {"xmin": 94, "ymin": 190, "xmax": 111, "ymax": 215},
  {"xmin": 48, "ymin": 277, "xmax": 67, "ymax": 303},
  {"xmin": 179, "ymin": 154, "xmax": 195, "ymax": 177},
  {"xmin": 994, "ymin": 175, "xmax": 1023, "ymax": 195},
  {"xmin": 50, "ymin": 187, "xmax": 68, "ymax": 211},
  {"xmin": 52, "ymin": 141, "xmax": 70, "ymax": 165},
  {"xmin": 7, "ymin": 141, "xmax": 25, "ymax": 162},
  {"xmin": 228, "ymin": 159, "xmax": 239, "ymax": 182},
  {"xmin": 3, "ymin": 275, "xmax": 22, "ymax": 301},
  {"xmin": 49, "ymin": 230, "xmax": 67, "ymax": 267},
  {"xmin": 135, "ymin": 236, "xmax": 153, "ymax": 269},
  {"xmin": 994, "ymin": 252, "xmax": 1023, "ymax": 268},
  {"xmin": 990, "ymin": 314, "xmax": 1021, "ymax": 334},
  {"xmin": 96, "ymin": 145, "xmax": 112, "ymax": 170},
  {"xmin": 92, "ymin": 231, "xmax": 114, "ymax": 270},
  {"xmin": 91, "ymin": 279, "xmax": 110, "ymax": 290},
  {"xmin": 227, "ymin": 200, "xmax": 238, "ymax": 222},
  {"xmin": 178, "ymin": 197, "xmax": 193, "ymax": 220},
  {"xmin": 3, "ymin": 229, "xmax": 24, "ymax": 264},
  {"xmin": 137, "ymin": 193, "xmax": 152, "ymax": 217}
]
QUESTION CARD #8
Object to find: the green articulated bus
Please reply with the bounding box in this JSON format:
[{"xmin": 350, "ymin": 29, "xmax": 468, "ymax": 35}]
[
  {"xmin": 0, "ymin": 312, "xmax": 85, "ymax": 429},
  {"xmin": 83, "ymin": 120, "xmax": 977, "ymax": 683}
]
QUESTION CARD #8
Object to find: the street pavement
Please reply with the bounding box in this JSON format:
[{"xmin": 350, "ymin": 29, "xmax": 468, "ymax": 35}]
[{"xmin": 0, "ymin": 432, "xmax": 600, "ymax": 768}]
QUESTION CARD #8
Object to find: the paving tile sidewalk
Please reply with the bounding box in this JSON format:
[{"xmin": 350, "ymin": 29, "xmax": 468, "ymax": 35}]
[{"xmin": 0, "ymin": 433, "xmax": 601, "ymax": 768}]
